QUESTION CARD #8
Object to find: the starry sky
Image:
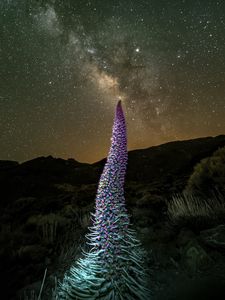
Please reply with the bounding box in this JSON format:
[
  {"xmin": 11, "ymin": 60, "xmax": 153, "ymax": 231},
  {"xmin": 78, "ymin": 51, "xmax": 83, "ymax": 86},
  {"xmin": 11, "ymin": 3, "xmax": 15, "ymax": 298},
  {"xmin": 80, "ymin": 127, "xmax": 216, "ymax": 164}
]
[{"xmin": 1, "ymin": 0, "xmax": 225, "ymax": 163}]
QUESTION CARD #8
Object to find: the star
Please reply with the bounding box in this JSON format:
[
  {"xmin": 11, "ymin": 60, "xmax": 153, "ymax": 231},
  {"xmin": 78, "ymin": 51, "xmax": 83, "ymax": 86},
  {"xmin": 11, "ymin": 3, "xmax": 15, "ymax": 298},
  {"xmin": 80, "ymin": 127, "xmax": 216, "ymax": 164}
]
[{"xmin": 0, "ymin": 0, "xmax": 224, "ymax": 163}]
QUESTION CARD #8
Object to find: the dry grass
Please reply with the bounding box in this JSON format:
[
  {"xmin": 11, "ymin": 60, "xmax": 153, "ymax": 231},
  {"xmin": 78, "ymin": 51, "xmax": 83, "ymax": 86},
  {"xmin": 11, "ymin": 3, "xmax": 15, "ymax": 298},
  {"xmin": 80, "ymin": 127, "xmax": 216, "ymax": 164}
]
[{"xmin": 168, "ymin": 192, "xmax": 225, "ymax": 228}]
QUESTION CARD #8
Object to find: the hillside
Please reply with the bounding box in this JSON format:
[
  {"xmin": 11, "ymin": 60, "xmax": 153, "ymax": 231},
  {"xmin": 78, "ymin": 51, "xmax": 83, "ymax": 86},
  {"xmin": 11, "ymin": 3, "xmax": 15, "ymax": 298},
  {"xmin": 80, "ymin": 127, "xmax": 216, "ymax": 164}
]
[{"xmin": 1, "ymin": 135, "xmax": 225, "ymax": 205}]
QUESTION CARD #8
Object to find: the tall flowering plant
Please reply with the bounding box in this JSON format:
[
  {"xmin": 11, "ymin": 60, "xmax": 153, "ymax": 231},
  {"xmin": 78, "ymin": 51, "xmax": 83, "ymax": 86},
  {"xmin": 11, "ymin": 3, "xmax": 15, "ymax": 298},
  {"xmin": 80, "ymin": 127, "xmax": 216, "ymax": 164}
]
[{"xmin": 58, "ymin": 100, "xmax": 151, "ymax": 300}]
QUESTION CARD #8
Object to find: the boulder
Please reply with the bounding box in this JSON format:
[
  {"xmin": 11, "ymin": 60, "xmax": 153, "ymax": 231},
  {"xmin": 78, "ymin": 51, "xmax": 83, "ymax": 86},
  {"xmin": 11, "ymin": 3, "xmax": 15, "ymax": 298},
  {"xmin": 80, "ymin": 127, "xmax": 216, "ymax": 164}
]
[
  {"xmin": 200, "ymin": 225, "xmax": 225, "ymax": 249},
  {"xmin": 181, "ymin": 240, "xmax": 212, "ymax": 274}
]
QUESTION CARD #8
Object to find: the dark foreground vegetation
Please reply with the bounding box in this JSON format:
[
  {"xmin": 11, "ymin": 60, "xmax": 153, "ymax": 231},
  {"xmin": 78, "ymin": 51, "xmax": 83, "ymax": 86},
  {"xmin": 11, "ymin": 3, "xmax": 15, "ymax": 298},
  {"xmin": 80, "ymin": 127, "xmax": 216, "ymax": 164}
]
[{"xmin": 1, "ymin": 135, "xmax": 225, "ymax": 299}]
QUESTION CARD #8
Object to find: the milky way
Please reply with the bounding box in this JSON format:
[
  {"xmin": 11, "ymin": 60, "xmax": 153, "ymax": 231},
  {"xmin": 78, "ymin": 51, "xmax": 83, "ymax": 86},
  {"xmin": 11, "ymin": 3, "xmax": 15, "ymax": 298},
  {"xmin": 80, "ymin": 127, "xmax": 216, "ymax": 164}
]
[{"xmin": 0, "ymin": 0, "xmax": 225, "ymax": 163}]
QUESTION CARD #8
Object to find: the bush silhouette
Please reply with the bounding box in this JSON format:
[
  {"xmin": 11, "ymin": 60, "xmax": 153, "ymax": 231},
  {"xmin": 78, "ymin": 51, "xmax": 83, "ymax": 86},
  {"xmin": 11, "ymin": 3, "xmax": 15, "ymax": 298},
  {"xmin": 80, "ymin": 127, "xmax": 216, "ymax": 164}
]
[{"xmin": 185, "ymin": 146, "xmax": 225, "ymax": 198}]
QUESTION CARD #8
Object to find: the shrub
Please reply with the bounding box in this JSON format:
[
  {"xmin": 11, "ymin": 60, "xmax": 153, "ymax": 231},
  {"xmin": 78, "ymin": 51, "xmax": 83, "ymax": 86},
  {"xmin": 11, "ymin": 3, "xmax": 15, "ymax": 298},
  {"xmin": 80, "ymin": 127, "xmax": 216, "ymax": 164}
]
[
  {"xmin": 168, "ymin": 192, "xmax": 225, "ymax": 229},
  {"xmin": 27, "ymin": 213, "xmax": 69, "ymax": 244},
  {"xmin": 185, "ymin": 146, "xmax": 225, "ymax": 197}
]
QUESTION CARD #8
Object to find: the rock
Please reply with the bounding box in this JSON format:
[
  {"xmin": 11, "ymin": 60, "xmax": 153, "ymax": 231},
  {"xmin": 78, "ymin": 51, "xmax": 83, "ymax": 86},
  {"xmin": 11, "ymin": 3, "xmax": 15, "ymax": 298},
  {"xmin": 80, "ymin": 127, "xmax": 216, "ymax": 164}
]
[
  {"xmin": 138, "ymin": 227, "xmax": 152, "ymax": 235},
  {"xmin": 148, "ymin": 222, "xmax": 176, "ymax": 243},
  {"xmin": 137, "ymin": 215, "xmax": 152, "ymax": 227},
  {"xmin": 181, "ymin": 240, "xmax": 212, "ymax": 274},
  {"xmin": 176, "ymin": 228, "xmax": 196, "ymax": 247},
  {"xmin": 200, "ymin": 225, "xmax": 225, "ymax": 249}
]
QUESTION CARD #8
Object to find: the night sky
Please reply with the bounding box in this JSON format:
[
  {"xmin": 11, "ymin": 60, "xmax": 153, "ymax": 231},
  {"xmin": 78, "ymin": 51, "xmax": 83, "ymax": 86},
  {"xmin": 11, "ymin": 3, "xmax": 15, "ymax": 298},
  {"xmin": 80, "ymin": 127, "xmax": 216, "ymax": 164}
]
[{"xmin": 1, "ymin": 0, "xmax": 225, "ymax": 163}]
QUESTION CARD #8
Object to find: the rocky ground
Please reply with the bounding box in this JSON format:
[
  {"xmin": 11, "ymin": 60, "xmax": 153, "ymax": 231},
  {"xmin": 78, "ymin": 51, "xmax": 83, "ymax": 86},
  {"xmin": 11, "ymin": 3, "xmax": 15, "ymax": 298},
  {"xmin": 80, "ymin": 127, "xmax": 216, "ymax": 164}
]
[{"xmin": 1, "ymin": 135, "xmax": 225, "ymax": 299}]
